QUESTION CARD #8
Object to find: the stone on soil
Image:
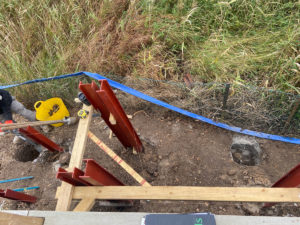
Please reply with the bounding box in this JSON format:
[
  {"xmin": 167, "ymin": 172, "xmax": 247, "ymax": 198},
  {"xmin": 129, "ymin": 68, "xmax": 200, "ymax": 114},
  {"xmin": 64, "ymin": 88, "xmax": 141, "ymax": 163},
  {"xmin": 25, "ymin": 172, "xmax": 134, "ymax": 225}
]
[{"xmin": 231, "ymin": 135, "xmax": 261, "ymax": 166}]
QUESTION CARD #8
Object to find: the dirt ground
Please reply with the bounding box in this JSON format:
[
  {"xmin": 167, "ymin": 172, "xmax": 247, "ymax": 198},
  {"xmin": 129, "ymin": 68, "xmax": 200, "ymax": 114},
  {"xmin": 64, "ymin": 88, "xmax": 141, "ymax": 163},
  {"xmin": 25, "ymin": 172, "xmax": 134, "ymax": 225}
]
[{"xmin": 0, "ymin": 92, "xmax": 300, "ymax": 216}]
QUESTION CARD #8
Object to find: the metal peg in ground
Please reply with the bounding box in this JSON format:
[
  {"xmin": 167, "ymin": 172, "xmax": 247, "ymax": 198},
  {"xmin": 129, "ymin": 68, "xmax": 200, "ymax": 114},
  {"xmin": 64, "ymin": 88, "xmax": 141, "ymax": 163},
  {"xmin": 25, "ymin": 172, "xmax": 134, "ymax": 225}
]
[{"xmin": 230, "ymin": 134, "xmax": 262, "ymax": 166}]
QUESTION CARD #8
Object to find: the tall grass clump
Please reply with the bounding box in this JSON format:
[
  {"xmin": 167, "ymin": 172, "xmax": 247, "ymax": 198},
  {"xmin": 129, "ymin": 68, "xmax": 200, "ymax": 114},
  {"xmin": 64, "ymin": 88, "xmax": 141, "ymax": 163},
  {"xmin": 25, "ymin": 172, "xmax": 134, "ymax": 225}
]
[
  {"xmin": 0, "ymin": 0, "xmax": 105, "ymax": 101},
  {"xmin": 140, "ymin": 0, "xmax": 300, "ymax": 92}
]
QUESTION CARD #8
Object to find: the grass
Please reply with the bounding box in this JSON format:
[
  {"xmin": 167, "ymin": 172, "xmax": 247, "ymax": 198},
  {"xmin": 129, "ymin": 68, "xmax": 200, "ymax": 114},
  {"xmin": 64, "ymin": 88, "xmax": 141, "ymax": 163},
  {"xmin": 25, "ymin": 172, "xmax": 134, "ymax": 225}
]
[
  {"xmin": 0, "ymin": 0, "xmax": 299, "ymax": 102},
  {"xmin": 140, "ymin": 0, "xmax": 300, "ymax": 91}
]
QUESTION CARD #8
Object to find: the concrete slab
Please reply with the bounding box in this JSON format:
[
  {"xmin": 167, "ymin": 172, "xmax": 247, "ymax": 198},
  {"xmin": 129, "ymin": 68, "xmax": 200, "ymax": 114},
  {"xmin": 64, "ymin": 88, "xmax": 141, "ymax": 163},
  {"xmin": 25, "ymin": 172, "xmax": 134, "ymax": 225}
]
[{"xmin": 2, "ymin": 210, "xmax": 300, "ymax": 225}]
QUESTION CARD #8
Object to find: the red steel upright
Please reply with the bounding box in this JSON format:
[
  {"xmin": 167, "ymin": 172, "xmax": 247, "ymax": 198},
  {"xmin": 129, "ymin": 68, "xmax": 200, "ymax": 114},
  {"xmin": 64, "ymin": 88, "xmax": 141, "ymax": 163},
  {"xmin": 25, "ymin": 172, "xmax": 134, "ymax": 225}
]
[
  {"xmin": 264, "ymin": 163, "xmax": 300, "ymax": 207},
  {"xmin": 19, "ymin": 126, "xmax": 63, "ymax": 152},
  {"xmin": 79, "ymin": 80, "xmax": 143, "ymax": 152},
  {"xmin": 271, "ymin": 163, "xmax": 300, "ymax": 188}
]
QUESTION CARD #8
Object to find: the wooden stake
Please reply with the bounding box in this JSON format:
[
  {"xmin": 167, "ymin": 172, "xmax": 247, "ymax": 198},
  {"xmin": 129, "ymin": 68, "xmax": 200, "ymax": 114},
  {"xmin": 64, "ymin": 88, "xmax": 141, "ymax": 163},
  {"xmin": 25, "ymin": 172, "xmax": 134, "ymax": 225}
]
[
  {"xmin": 282, "ymin": 97, "xmax": 300, "ymax": 133},
  {"xmin": 55, "ymin": 105, "xmax": 93, "ymax": 211},
  {"xmin": 73, "ymin": 198, "xmax": 96, "ymax": 212},
  {"xmin": 88, "ymin": 131, "xmax": 151, "ymax": 187}
]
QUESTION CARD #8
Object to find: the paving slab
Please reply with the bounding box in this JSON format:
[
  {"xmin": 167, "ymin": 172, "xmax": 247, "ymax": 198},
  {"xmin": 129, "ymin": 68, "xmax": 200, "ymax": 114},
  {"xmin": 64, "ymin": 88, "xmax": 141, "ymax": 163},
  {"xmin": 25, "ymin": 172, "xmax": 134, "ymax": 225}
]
[{"xmin": 2, "ymin": 210, "xmax": 300, "ymax": 225}]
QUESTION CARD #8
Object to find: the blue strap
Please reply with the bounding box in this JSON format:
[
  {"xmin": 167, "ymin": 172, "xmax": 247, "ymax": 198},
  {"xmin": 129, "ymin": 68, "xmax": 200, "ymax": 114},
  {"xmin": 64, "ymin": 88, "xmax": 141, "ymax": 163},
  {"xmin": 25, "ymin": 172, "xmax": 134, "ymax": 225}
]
[
  {"xmin": 1, "ymin": 71, "xmax": 299, "ymax": 144},
  {"xmin": 13, "ymin": 186, "xmax": 40, "ymax": 192},
  {"xmin": 0, "ymin": 176, "xmax": 34, "ymax": 184}
]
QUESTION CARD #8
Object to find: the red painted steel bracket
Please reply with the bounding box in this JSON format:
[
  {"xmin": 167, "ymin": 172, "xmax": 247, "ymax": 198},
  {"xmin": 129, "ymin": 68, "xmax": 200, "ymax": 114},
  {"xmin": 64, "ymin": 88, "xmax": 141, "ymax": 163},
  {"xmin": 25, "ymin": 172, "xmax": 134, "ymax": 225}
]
[
  {"xmin": 79, "ymin": 159, "xmax": 124, "ymax": 186},
  {"xmin": 0, "ymin": 189, "xmax": 36, "ymax": 203},
  {"xmin": 19, "ymin": 126, "xmax": 63, "ymax": 152},
  {"xmin": 264, "ymin": 163, "xmax": 300, "ymax": 207},
  {"xmin": 56, "ymin": 159, "xmax": 123, "ymax": 187},
  {"xmin": 79, "ymin": 80, "xmax": 143, "ymax": 152},
  {"xmin": 56, "ymin": 168, "xmax": 91, "ymax": 186}
]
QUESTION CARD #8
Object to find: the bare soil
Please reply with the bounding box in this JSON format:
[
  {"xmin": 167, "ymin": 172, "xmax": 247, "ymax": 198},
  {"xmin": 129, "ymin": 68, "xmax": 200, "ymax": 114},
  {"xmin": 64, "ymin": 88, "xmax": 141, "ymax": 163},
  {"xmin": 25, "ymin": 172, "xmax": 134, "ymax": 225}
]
[{"xmin": 0, "ymin": 93, "xmax": 299, "ymax": 216}]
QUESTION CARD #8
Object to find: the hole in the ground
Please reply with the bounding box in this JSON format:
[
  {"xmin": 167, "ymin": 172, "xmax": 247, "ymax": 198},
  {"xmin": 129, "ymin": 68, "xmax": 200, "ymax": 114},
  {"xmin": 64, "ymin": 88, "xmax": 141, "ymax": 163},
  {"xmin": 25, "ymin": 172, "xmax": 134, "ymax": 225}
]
[{"xmin": 14, "ymin": 144, "xmax": 40, "ymax": 162}]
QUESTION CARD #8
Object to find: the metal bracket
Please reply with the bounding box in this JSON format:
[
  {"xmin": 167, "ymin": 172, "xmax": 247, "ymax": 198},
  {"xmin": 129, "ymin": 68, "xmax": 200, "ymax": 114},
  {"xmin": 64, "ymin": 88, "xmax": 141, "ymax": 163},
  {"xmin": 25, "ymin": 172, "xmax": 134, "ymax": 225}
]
[
  {"xmin": 56, "ymin": 159, "xmax": 124, "ymax": 187},
  {"xmin": 79, "ymin": 159, "xmax": 124, "ymax": 186},
  {"xmin": 56, "ymin": 168, "xmax": 91, "ymax": 186}
]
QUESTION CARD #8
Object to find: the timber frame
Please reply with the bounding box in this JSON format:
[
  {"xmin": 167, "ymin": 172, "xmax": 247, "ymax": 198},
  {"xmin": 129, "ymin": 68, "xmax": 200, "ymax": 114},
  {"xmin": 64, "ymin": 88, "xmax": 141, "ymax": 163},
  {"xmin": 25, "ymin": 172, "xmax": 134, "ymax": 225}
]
[{"xmin": 55, "ymin": 106, "xmax": 300, "ymax": 211}]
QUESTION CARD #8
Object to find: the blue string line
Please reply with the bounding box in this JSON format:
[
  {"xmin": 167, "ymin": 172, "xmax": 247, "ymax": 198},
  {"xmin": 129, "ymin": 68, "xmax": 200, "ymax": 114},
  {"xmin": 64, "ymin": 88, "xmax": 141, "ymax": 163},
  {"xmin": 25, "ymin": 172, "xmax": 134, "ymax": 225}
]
[
  {"xmin": 13, "ymin": 186, "xmax": 40, "ymax": 192},
  {"xmin": 1, "ymin": 71, "xmax": 299, "ymax": 144},
  {"xmin": 0, "ymin": 176, "xmax": 34, "ymax": 184}
]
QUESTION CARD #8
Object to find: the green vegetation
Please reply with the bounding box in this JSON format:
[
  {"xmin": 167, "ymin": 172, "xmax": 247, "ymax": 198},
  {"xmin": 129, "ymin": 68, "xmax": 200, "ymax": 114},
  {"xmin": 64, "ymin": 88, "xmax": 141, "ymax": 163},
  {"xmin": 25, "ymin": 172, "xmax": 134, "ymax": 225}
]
[{"xmin": 0, "ymin": 0, "xmax": 299, "ymax": 101}]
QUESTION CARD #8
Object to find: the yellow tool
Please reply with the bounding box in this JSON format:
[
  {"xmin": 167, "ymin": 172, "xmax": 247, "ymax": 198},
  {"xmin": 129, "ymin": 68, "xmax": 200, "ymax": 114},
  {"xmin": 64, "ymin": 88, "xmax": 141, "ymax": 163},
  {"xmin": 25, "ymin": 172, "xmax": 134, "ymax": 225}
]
[{"xmin": 77, "ymin": 109, "xmax": 89, "ymax": 119}]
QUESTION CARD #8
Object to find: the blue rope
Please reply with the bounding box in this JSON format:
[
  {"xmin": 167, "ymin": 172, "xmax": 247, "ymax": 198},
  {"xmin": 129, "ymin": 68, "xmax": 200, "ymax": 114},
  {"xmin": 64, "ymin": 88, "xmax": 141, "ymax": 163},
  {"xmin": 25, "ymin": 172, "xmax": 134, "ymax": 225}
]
[
  {"xmin": 13, "ymin": 186, "xmax": 40, "ymax": 192},
  {"xmin": 1, "ymin": 71, "xmax": 299, "ymax": 144},
  {"xmin": 0, "ymin": 176, "xmax": 34, "ymax": 184}
]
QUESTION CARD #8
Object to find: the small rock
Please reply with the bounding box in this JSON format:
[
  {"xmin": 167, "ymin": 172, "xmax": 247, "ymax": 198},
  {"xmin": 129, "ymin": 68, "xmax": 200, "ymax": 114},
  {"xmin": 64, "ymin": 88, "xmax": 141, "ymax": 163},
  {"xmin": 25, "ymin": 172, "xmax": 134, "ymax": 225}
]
[
  {"xmin": 41, "ymin": 125, "xmax": 52, "ymax": 133},
  {"xmin": 266, "ymin": 209, "xmax": 275, "ymax": 216},
  {"xmin": 59, "ymin": 152, "xmax": 71, "ymax": 165},
  {"xmin": 243, "ymin": 175, "xmax": 250, "ymax": 180},
  {"xmin": 227, "ymin": 169, "xmax": 237, "ymax": 176},
  {"xmin": 197, "ymin": 170, "xmax": 201, "ymax": 175},
  {"xmin": 33, "ymin": 150, "xmax": 51, "ymax": 163},
  {"xmin": 53, "ymin": 160, "xmax": 62, "ymax": 172},
  {"xmin": 146, "ymin": 162, "xmax": 157, "ymax": 175},
  {"xmin": 242, "ymin": 203, "xmax": 260, "ymax": 215},
  {"xmin": 54, "ymin": 137, "xmax": 65, "ymax": 145},
  {"xmin": 219, "ymin": 174, "xmax": 227, "ymax": 180},
  {"xmin": 158, "ymin": 155, "xmax": 163, "ymax": 160},
  {"xmin": 231, "ymin": 135, "xmax": 262, "ymax": 166},
  {"xmin": 235, "ymin": 204, "xmax": 241, "ymax": 209},
  {"xmin": 13, "ymin": 136, "xmax": 24, "ymax": 145}
]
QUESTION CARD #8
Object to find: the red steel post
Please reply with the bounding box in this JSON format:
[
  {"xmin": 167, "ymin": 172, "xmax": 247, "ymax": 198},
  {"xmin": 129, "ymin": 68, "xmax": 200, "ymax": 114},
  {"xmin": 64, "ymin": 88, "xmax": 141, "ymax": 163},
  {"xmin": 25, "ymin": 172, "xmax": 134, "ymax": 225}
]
[
  {"xmin": 79, "ymin": 80, "xmax": 143, "ymax": 152},
  {"xmin": 264, "ymin": 163, "xmax": 300, "ymax": 207},
  {"xmin": 271, "ymin": 163, "xmax": 300, "ymax": 188}
]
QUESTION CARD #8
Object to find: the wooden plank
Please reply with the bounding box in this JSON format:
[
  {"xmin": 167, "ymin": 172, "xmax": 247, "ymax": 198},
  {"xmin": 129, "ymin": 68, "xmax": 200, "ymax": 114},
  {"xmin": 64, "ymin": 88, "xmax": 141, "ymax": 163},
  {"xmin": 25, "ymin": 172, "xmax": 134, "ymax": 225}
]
[
  {"xmin": 0, "ymin": 212, "xmax": 44, "ymax": 225},
  {"xmin": 0, "ymin": 117, "xmax": 77, "ymax": 130},
  {"xmin": 68, "ymin": 105, "xmax": 93, "ymax": 170},
  {"xmin": 55, "ymin": 105, "xmax": 93, "ymax": 211},
  {"xmin": 73, "ymin": 198, "xmax": 96, "ymax": 212},
  {"xmin": 88, "ymin": 131, "xmax": 151, "ymax": 186},
  {"xmin": 57, "ymin": 186, "xmax": 300, "ymax": 203}
]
